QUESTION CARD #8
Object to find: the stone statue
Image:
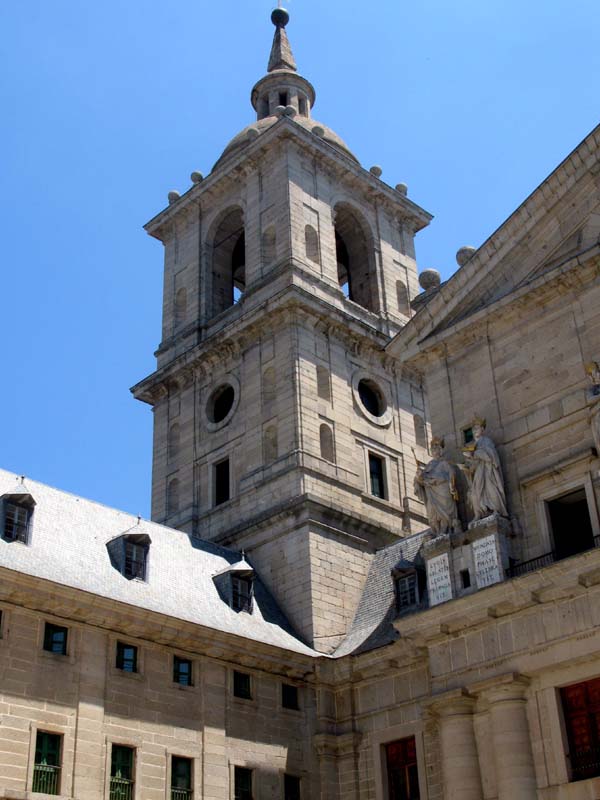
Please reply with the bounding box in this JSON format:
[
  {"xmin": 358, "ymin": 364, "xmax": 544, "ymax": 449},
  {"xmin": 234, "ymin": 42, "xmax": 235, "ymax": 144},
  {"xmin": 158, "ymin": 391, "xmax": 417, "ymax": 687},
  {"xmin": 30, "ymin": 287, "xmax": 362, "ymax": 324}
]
[
  {"xmin": 460, "ymin": 416, "xmax": 508, "ymax": 520},
  {"xmin": 585, "ymin": 362, "xmax": 600, "ymax": 454},
  {"xmin": 414, "ymin": 437, "xmax": 460, "ymax": 535}
]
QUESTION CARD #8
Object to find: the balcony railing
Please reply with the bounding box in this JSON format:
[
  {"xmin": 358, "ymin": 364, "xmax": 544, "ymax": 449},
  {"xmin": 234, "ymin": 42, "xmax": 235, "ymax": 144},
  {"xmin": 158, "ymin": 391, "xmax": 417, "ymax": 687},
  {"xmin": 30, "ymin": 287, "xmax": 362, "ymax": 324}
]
[
  {"xmin": 506, "ymin": 535, "xmax": 600, "ymax": 579},
  {"xmin": 109, "ymin": 777, "xmax": 134, "ymax": 800},
  {"xmin": 171, "ymin": 789, "xmax": 193, "ymax": 800},
  {"xmin": 32, "ymin": 764, "xmax": 60, "ymax": 794},
  {"xmin": 570, "ymin": 746, "xmax": 600, "ymax": 781}
]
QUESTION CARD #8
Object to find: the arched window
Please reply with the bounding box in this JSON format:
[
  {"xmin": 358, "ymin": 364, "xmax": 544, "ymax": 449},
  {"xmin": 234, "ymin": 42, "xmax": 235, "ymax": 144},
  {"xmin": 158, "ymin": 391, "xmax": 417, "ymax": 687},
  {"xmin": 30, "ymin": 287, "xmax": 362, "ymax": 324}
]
[
  {"xmin": 319, "ymin": 424, "xmax": 335, "ymax": 463},
  {"xmin": 262, "ymin": 226, "xmax": 277, "ymax": 266},
  {"xmin": 414, "ymin": 415, "xmax": 427, "ymax": 449},
  {"xmin": 210, "ymin": 208, "xmax": 245, "ymax": 316},
  {"xmin": 334, "ymin": 204, "xmax": 378, "ymax": 312},
  {"xmin": 167, "ymin": 478, "xmax": 180, "ymax": 515},
  {"xmin": 316, "ymin": 365, "xmax": 331, "ymax": 402},
  {"xmin": 263, "ymin": 367, "xmax": 276, "ymax": 407},
  {"xmin": 305, "ymin": 225, "xmax": 320, "ymax": 264},
  {"xmin": 264, "ymin": 425, "xmax": 278, "ymax": 464},
  {"xmin": 168, "ymin": 423, "xmax": 180, "ymax": 461},
  {"xmin": 397, "ymin": 281, "xmax": 410, "ymax": 316},
  {"xmin": 174, "ymin": 287, "xmax": 187, "ymax": 328}
]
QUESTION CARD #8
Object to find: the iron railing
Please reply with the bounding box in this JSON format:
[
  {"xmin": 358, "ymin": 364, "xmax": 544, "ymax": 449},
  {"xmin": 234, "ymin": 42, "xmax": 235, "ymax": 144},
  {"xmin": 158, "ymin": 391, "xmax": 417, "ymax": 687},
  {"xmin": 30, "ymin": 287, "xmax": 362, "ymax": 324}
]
[
  {"xmin": 570, "ymin": 746, "xmax": 600, "ymax": 781},
  {"xmin": 506, "ymin": 535, "xmax": 600, "ymax": 579},
  {"xmin": 32, "ymin": 763, "xmax": 60, "ymax": 794},
  {"xmin": 109, "ymin": 777, "xmax": 134, "ymax": 800},
  {"xmin": 171, "ymin": 789, "xmax": 193, "ymax": 800}
]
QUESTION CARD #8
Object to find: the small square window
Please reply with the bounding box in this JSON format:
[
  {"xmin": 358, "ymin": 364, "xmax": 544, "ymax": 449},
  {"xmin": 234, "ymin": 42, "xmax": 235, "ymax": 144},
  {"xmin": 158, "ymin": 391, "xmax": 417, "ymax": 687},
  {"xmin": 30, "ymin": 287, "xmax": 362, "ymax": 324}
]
[
  {"xmin": 284, "ymin": 774, "xmax": 301, "ymax": 800},
  {"xmin": 214, "ymin": 459, "xmax": 230, "ymax": 506},
  {"xmin": 43, "ymin": 623, "xmax": 68, "ymax": 656},
  {"xmin": 368, "ymin": 454, "xmax": 386, "ymax": 499},
  {"xmin": 116, "ymin": 641, "xmax": 138, "ymax": 673},
  {"xmin": 232, "ymin": 576, "xmax": 253, "ymax": 613},
  {"xmin": 233, "ymin": 670, "xmax": 252, "ymax": 700},
  {"xmin": 3, "ymin": 501, "xmax": 31, "ymax": 543},
  {"xmin": 173, "ymin": 656, "xmax": 193, "ymax": 686},
  {"xmin": 33, "ymin": 731, "xmax": 62, "ymax": 794},
  {"xmin": 234, "ymin": 766, "xmax": 253, "ymax": 800},
  {"xmin": 282, "ymin": 683, "xmax": 300, "ymax": 711}
]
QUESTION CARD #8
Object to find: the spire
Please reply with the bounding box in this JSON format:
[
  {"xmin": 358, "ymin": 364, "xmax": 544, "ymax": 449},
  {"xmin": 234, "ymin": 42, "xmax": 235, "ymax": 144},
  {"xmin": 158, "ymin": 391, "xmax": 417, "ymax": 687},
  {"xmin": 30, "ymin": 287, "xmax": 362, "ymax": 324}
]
[{"xmin": 268, "ymin": 8, "xmax": 297, "ymax": 72}]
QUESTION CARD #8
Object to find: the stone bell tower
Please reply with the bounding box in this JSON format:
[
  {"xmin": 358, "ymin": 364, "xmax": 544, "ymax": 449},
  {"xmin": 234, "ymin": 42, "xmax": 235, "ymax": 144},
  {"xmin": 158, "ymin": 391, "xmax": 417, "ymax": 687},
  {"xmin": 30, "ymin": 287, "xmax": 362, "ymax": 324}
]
[{"xmin": 132, "ymin": 8, "xmax": 433, "ymax": 653}]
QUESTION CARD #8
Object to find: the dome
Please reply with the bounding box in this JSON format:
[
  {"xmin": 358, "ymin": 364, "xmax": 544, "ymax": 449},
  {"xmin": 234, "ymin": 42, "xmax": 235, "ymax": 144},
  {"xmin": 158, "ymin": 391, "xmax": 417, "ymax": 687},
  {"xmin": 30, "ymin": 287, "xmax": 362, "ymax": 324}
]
[{"xmin": 214, "ymin": 114, "xmax": 359, "ymax": 170}]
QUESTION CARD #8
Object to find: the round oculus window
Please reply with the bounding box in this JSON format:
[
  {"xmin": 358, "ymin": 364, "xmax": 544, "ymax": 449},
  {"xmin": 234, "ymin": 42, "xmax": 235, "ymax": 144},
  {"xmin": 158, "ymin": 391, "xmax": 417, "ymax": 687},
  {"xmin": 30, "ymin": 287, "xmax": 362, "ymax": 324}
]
[
  {"xmin": 357, "ymin": 379, "xmax": 386, "ymax": 418},
  {"xmin": 208, "ymin": 384, "xmax": 235, "ymax": 424}
]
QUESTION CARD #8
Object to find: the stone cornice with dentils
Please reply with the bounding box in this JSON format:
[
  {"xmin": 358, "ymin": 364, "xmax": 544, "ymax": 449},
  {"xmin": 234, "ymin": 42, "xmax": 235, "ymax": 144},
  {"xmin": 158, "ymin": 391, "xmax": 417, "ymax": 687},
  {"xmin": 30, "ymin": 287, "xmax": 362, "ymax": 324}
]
[
  {"xmin": 386, "ymin": 123, "xmax": 600, "ymax": 363},
  {"xmin": 144, "ymin": 116, "xmax": 432, "ymax": 242}
]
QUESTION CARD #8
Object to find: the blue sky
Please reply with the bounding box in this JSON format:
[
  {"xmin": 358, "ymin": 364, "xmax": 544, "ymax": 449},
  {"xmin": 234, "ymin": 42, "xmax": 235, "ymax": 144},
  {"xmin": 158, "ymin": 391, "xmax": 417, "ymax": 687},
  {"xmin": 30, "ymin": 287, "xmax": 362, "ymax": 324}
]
[{"xmin": 1, "ymin": 0, "xmax": 599, "ymax": 515}]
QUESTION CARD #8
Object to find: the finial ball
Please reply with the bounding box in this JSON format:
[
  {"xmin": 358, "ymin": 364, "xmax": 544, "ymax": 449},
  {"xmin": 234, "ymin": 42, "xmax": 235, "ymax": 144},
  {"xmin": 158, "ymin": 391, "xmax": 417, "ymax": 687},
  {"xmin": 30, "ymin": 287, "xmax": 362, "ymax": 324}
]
[
  {"xmin": 168, "ymin": 190, "xmax": 181, "ymax": 205},
  {"xmin": 271, "ymin": 8, "xmax": 290, "ymax": 27},
  {"xmin": 419, "ymin": 269, "xmax": 441, "ymax": 291},
  {"xmin": 456, "ymin": 246, "xmax": 476, "ymax": 267}
]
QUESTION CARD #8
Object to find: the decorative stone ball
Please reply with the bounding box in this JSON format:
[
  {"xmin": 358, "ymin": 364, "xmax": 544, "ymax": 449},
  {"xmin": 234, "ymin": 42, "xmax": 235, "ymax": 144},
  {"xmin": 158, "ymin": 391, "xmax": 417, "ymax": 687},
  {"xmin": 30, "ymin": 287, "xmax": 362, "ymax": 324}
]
[
  {"xmin": 370, "ymin": 165, "xmax": 383, "ymax": 178},
  {"xmin": 246, "ymin": 128, "xmax": 259, "ymax": 141},
  {"xmin": 283, "ymin": 105, "xmax": 297, "ymax": 117},
  {"xmin": 395, "ymin": 182, "xmax": 408, "ymax": 195},
  {"xmin": 168, "ymin": 191, "xmax": 181, "ymax": 205},
  {"xmin": 190, "ymin": 171, "xmax": 203, "ymax": 184},
  {"xmin": 456, "ymin": 246, "xmax": 476, "ymax": 267},
  {"xmin": 274, "ymin": 105, "xmax": 286, "ymax": 117},
  {"xmin": 312, "ymin": 125, "xmax": 325, "ymax": 137},
  {"xmin": 271, "ymin": 7, "xmax": 290, "ymax": 27},
  {"xmin": 419, "ymin": 269, "xmax": 441, "ymax": 291}
]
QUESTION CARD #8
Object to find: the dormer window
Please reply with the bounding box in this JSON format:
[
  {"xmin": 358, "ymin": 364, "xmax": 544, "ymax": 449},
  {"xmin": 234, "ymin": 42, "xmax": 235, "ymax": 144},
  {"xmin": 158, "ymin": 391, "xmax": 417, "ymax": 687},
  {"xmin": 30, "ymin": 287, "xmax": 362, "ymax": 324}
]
[
  {"xmin": 1, "ymin": 491, "xmax": 35, "ymax": 545},
  {"xmin": 232, "ymin": 575, "xmax": 253, "ymax": 613},
  {"xmin": 392, "ymin": 559, "xmax": 425, "ymax": 614},
  {"xmin": 107, "ymin": 532, "xmax": 151, "ymax": 581}
]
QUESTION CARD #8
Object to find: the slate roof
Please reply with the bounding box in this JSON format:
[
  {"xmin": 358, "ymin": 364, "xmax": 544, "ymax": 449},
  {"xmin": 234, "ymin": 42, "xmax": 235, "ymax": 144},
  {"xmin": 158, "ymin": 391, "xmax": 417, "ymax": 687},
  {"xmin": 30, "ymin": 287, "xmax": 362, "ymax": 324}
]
[
  {"xmin": 334, "ymin": 528, "xmax": 431, "ymax": 657},
  {"xmin": 0, "ymin": 468, "xmax": 317, "ymax": 657}
]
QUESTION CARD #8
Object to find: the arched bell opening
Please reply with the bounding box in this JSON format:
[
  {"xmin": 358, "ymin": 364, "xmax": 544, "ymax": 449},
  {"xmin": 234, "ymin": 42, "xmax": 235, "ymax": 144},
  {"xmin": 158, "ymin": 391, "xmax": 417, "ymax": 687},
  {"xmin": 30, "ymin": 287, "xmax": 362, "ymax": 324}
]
[
  {"xmin": 210, "ymin": 207, "xmax": 246, "ymax": 317},
  {"xmin": 333, "ymin": 204, "xmax": 379, "ymax": 313}
]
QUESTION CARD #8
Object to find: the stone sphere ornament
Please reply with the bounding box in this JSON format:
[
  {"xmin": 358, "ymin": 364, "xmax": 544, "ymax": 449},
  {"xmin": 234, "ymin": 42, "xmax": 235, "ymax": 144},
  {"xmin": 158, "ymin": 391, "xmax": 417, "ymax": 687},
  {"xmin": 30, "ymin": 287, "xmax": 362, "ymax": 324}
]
[
  {"xmin": 283, "ymin": 105, "xmax": 297, "ymax": 117},
  {"xmin": 271, "ymin": 7, "xmax": 290, "ymax": 27},
  {"xmin": 456, "ymin": 246, "xmax": 477, "ymax": 267},
  {"xmin": 395, "ymin": 183, "xmax": 408, "ymax": 195},
  {"xmin": 419, "ymin": 269, "xmax": 441, "ymax": 291},
  {"xmin": 274, "ymin": 105, "xmax": 286, "ymax": 117},
  {"xmin": 168, "ymin": 191, "xmax": 181, "ymax": 205},
  {"xmin": 312, "ymin": 125, "xmax": 325, "ymax": 137},
  {"xmin": 190, "ymin": 172, "xmax": 204, "ymax": 184},
  {"xmin": 246, "ymin": 128, "xmax": 259, "ymax": 141},
  {"xmin": 370, "ymin": 165, "xmax": 383, "ymax": 177}
]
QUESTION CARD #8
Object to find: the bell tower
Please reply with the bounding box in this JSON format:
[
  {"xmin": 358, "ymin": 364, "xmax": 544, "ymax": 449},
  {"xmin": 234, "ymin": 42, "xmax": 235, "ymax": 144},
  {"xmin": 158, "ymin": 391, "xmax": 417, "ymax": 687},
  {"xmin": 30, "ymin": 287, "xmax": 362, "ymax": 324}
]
[{"xmin": 132, "ymin": 9, "xmax": 433, "ymax": 653}]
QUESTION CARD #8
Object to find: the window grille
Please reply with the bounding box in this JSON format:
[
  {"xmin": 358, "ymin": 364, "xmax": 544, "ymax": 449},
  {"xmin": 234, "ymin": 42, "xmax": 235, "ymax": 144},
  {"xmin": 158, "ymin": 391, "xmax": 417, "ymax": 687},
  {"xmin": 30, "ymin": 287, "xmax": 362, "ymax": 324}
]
[
  {"xmin": 171, "ymin": 756, "xmax": 193, "ymax": 799},
  {"xmin": 32, "ymin": 732, "xmax": 61, "ymax": 795},
  {"xmin": 173, "ymin": 656, "xmax": 193, "ymax": 686},
  {"xmin": 3, "ymin": 502, "xmax": 30, "ymax": 543},
  {"xmin": 124, "ymin": 541, "xmax": 148, "ymax": 580},
  {"xmin": 395, "ymin": 574, "xmax": 418, "ymax": 611}
]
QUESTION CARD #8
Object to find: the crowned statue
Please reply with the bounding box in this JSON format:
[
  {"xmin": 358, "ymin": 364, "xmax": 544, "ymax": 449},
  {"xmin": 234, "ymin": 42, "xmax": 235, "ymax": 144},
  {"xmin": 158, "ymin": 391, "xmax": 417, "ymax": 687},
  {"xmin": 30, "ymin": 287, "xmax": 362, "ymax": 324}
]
[
  {"xmin": 585, "ymin": 362, "xmax": 600, "ymax": 454},
  {"xmin": 414, "ymin": 437, "xmax": 460, "ymax": 535},
  {"xmin": 460, "ymin": 416, "xmax": 508, "ymax": 521}
]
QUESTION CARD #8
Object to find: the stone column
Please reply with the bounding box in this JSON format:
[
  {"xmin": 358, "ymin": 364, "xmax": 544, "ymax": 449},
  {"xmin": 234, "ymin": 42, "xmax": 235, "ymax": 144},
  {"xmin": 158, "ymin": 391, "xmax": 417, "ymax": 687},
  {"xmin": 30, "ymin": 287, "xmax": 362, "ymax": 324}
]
[
  {"xmin": 429, "ymin": 689, "xmax": 483, "ymax": 800},
  {"xmin": 479, "ymin": 676, "xmax": 537, "ymax": 800}
]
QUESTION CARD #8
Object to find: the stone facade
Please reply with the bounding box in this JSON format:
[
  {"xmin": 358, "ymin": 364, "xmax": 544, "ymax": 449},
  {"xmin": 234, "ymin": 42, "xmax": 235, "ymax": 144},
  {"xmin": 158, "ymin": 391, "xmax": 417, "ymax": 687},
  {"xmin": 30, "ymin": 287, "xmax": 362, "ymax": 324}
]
[{"xmin": 2, "ymin": 8, "xmax": 600, "ymax": 800}]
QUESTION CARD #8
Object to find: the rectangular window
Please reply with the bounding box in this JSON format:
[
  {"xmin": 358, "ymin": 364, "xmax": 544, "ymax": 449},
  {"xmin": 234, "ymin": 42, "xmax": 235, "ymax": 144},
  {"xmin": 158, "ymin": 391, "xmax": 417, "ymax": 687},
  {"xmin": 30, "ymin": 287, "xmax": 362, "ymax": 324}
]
[
  {"xmin": 124, "ymin": 541, "xmax": 148, "ymax": 580},
  {"xmin": 548, "ymin": 488, "xmax": 595, "ymax": 561},
  {"xmin": 282, "ymin": 683, "xmax": 300, "ymax": 711},
  {"xmin": 395, "ymin": 574, "xmax": 418, "ymax": 611},
  {"xmin": 462, "ymin": 427, "xmax": 474, "ymax": 445},
  {"xmin": 214, "ymin": 459, "xmax": 230, "ymax": 506},
  {"xmin": 234, "ymin": 766, "xmax": 253, "ymax": 800},
  {"xmin": 369, "ymin": 454, "xmax": 386, "ymax": 499},
  {"xmin": 561, "ymin": 677, "xmax": 600, "ymax": 781},
  {"xmin": 116, "ymin": 642, "xmax": 138, "ymax": 673},
  {"xmin": 386, "ymin": 737, "xmax": 420, "ymax": 800},
  {"xmin": 171, "ymin": 755, "xmax": 193, "ymax": 799},
  {"xmin": 232, "ymin": 576, "xmax": 253, "ymax": 613},
  {"xmin": 278, "ymin": 92, "xmax": 288, "ymax": 107},
  {"xmin": 3, "ymin": 501, "xmax": 31, "ymax": 543},
  {"xmin": 460, "ymin": 569, "xmax": 471, "ymax": 589},
  {"xmin": 32, "ymin": 731, "xmax": 61, "ymax": 795},
  {"xmin": 284, "ymin": 774, "xmax": 301, "ymax": 800},
  {"xmin": 233, "ymin": 670, "xmax": 252, "ymax": 700},
  {"xmin": 173, "ymin": 656, "xmax": 193, "ymax": 686},
  {"xmin": 110, "ymin": 745, "xmax": 135, "ymax": 799},
  {"xmin": 43, "ymin": 623, "xmax": 68, "ymax": 656}
]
